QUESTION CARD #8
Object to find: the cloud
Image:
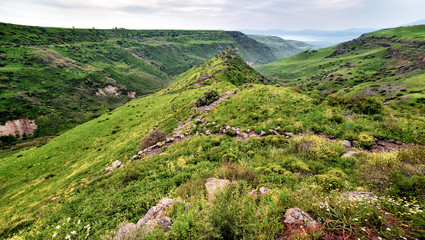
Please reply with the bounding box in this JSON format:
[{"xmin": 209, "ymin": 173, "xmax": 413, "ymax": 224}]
[{"xmin": 1, "ymin": 0, "xmax": 425, "ymax": 30}]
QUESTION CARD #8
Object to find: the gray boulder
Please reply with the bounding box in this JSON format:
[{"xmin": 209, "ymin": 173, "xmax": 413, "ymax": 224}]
[{"xmin": 205, "ymin": 178, "xmax": 230, "ymax": 197}]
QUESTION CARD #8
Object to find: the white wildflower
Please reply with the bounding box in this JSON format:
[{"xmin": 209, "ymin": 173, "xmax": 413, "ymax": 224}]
[
  {"xmin": 56, "ymin": 225, "xmax": 61, "ymax": 229},
  {"xmin": 386, "ymin": 227, "xmax": 391, "ymax": 231},
  {"xmin": 52, "ymin": 232, "xmax": 57, "ymax": 238},
  {"xmin": 77, "ymin": 220, "xmax": 81, "ymax": 224},
  {"xmin": 71, "ymin": 230, "xmax": 77, "ymax": 235},
  {"xmin": 361, "ymin": 227, "xmax": 366, "ymax": 232},
  {"xmin": 65, "ymin": 235, "xmax": 71, "ymax": 240},
  {"xmin": 67, "ymin": 217, "xmax": 71, "ymax": 222},
  {"xmin": 84, "ymin": 224, "xmax": 90, "ymax": 229}
]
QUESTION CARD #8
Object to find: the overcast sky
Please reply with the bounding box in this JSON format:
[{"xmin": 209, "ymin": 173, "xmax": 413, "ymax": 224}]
[{"xmin": 1, "ymin": 0, "xmax": 424, "ymax": 30}]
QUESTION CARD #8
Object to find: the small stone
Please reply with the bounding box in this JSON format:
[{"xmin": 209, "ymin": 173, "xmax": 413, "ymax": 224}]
[
  {"xmin": 388, "ymin": 138, "xmax": 395, "ymax": 143},
  {"xmin": 112, "ymin": 160, "xmax": 122, "ymax": 169},
  {"xmin": 260, "ymin": 131, "xmax": 266, "ymax": 136},
  {"xmin": 247, "ymin": 129, "xmax": 251, "ymax": 132},
  {"xmin": 165, "ymin": 137, "xmax": 174, "ymax": 143},
  {"xmin": 285, "ymin": 132, "xmax": 294, "ymax": 137},
  {"xmin": 342, "ymin": 140, "xmax": 351, "ymax": 148},
  {"xmin": 51, "ymin": 196, "xmax": 59, "ymax": 201},
  {"xmin": 236, "ymin": 130, "xmax": 240, "ymax": 135},
  {"xmin": 395, "ymin": 140, "xmax": 402, "ymax": 145},
  {"xmin": 206, "ymin": 130, "xmax": 211, "ymax": 135},
  {"xmin": 180, "ymin": 135, "xmax": 185, "ymax": 138},
  {"xmin": 249, "ymin": 187, "xmax": 271, "ymax": 197},
  {"xmin": 341, "ymin": 151, "xmax": 357, "ymax": 158},
  {"xmin": 341, "ymin": 191, "xmax": 377, "ymax": 201},
  {"xmin": 212, "ymin": 122, "xmax": 216, "ymax": 125},
  {"xmin": 132, "ymin": 155, "xmax": 138, "ymax": 159}
]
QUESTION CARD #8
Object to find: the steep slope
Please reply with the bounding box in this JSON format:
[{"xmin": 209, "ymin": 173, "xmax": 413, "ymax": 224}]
[
  {"xmin": 1, "ymin": 51, "xmax": 424, "ymax": 239},
  {"xmin": 248, "ymin": 34, "xmax": 317, "ymax": 59},
  {"xmin": 256, "ymin": 25, "xmax": 425, "ymax": 109},
  {"xmin": 0, "ymin": 23, "xmax": 277, "ymax": 144}
]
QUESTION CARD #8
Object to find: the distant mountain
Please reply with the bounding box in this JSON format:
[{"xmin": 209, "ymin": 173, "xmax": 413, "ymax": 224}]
[
  {"xmin": 402, "ymin": 19, "xmax": 425, "ymax": 26},
  {"xmin": 247, "ymin": 35, "xmax": 318, "ymax": 59},
  {"xmin": 242, "ymin": 28, "xmax": 377, "ymax": 47}
]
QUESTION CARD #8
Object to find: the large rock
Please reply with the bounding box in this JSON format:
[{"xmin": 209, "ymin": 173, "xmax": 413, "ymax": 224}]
[
  {"xmin": 136, "ymin": 197, "xmax": 174, "ymax": 231},
  {"xmin": 114, "ymin": 198, "xmax": 175, "ymax": 239},
  {"xmin": 205, "ymin": 178, "xmax": 230, "ymax": 197},
  {"xmin": 283, "ymin": 207, "xmax": 320, "ymax": 238}
]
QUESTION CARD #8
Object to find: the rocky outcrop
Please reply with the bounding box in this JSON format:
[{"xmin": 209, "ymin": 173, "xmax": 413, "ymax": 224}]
[
  {"xmin": 113, "ymin": 198, "xmax": 175, "ymax": 239},
  {"xmin": 0, "ymin": 117, "xmax": 37, "ymax": 137},
  {"xmin": 205, "ymin": 178, "xmax": 230, "ymax": 197},
  {"xmin": 283, "ymin": 207, "xmax": 320, "ymax": 238}
]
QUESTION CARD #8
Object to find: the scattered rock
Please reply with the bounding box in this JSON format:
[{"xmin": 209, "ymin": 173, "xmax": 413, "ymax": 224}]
[
  {"xmin": 342, "ymin": 140, "xmax": 351, "ymax": 148},
  {"xmin": 260, "ymin": 131, "xmax": 266, "ymax": 136},
  {"xmin": 284, "ymin": 132, "xmax": 294, "ymax": 137},
  {"xmin": 165, "ymin": 137, "xmax": 174, "ymax": 143},
  {"xmin": 51, "ymin": 196, "xmax": 59, "ymax": 201},
  {"xmin": 249, "ymin": 187, "xmax": 271, "ymax": 197},
  {"xmin": 283, "ymin": 207, "xmax": 320, "ymax": 238},
  {"xmin": 114, "ymin": 223, "xmax": 136, "ymax": 240},
  {"xmin": 105, "ymin": 160, "xmax": 122, "ymax": 172},
  {"xmin": 205, "ymin": 178, "xmax": 230, "ymax": 197},
  {"xmin": 341, "ymin": 191, "xmax": 377, "ymax": 201},
  {"xmin": 341, "ymin": 151, "xmax": 357, "ymax": 158},
  {"xmin": 206, "ymin": 130, "xmax": 211, "ymax": 135}
]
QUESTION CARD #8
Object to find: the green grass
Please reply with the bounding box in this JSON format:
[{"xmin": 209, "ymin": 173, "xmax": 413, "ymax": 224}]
[{"xmin": 0, "ymin": 46, "xmax": 424, "ymax": 239}]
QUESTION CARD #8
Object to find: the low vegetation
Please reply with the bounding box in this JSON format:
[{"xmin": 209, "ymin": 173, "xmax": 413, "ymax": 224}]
[{"xmin": 0, "ymin": 25, "xmax": 424, "ymax": 239}]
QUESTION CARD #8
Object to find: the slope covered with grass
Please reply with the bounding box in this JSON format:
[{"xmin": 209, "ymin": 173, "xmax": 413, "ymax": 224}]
[
  {"xmin": 256, "ymin": 25, "xmax": 425, "ymax": 110},
  {"xmin": 248, "ymin": 34, "xmax": 317, "ymax": 59},
  {"xmin": 1, "ymin": 50, "xmax": 424, "ymax": 239},
  {"xmin": 0, "ymin": 23, "xmax": 279, "ymax": 144}
]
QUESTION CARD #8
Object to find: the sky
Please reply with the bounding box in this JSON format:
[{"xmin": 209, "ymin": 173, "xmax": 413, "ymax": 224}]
[{"xmin": 1, "ymin": 0, "xmax": 425, "ymax": 31}]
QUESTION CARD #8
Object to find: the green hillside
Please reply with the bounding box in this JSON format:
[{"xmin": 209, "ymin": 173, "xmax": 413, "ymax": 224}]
[
  {"xmin": 1, "ymin": 49, "xmax": 424, "ymax": 239},
  {"xmin": 0, "ymin": 23, "xmax": 279, "ymax": 145},
  {"xmin": 256, "ymin": 25, "xmax": 425, "ymax": 110},
  {"xmin": 248, "ymin": 34, "xmax": 317, "ymax": 59}
]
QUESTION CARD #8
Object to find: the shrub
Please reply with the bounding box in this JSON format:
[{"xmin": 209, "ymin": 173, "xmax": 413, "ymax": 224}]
[
  {"xmin": 315, "ymin": 168, "xmax": 347, "ymax": 191},
  {"xmin": 357, "ymin": 133, "xmax": 374, "ymax": 149},
  {"xmin": 139, "ymin": 129, "xmax": 167, "ymax": 151},
  {"xmin": 355, "ymin": 97, "xmax": 383, "ymax": 115},
  {"xmin": 195, "ymin": 90, "xmax": 219, "ymax": 107}
]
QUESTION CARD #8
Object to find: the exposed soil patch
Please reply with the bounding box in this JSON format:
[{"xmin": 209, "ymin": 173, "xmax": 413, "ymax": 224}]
[{"xmin": 29, "ymin": 46, "xmax": 93, "ymax": 71}]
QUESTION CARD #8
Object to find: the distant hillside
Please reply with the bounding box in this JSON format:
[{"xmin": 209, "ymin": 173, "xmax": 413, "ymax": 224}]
[
  {"xmin": 1, "ymin": 49, "xmax": 424, "ymax": 239},
  {"xmin": 247, "ymin": 35, "xmax": 317, "ymax": 59},
  {"xmin": 242, "ymin": 28, "xmax": 376, "ymax": 47},
  {"xmin": 257, "ymin": 25, "xmax": 425, "ymax": 110},
  {"xmin": 0, "ymin": 22, "xmax": 279, "ymax": 144}
]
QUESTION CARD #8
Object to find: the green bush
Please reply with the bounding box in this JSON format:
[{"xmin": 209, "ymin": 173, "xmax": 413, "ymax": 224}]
[
  {"xmin": 315, "ymin": 168, "xmax": 347, "ymax": 191},
  {"xmin": 139, "ymin": 129, "xmax": 167, "ymax": 151},
  {"xmin": 358, "ymin": 133, "xmax": 374, "ymax": 149},
  {"xmin": 355, "ymin": 97, "xmax": 383, "ymax": 115},
  {"xmin": 195, "ymin": 90, "xmax": 219, "ymax": 107}
]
